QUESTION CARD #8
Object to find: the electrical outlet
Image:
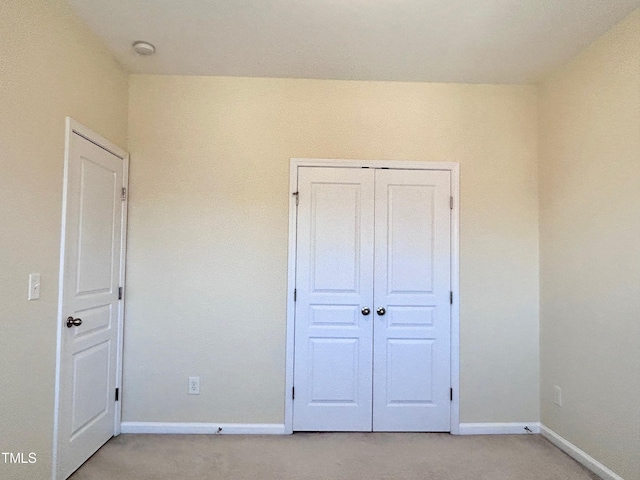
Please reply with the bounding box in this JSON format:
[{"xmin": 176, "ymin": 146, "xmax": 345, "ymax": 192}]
[
  {"xmin": 553, "ymin": 385, "xmax": 562, "ymax": 406},
  {"xmin": 188, "ymin": 376, "xmax": 200, "ymax": 395}
]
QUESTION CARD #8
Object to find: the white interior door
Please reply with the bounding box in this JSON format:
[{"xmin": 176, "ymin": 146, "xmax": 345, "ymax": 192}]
[
  {"xmin": 293, "ymin": 167, "xmax": 375, "ymax": 431},
  {"xmin": 372, "ymin": 169, "xmax": 451, "ymax": 431},
  {"xmin": 293, "ymin": 166, "xmax": 451, "ymax": 432},
  {"xmin": 55, "ymin": 123, "xmax": 127, "ymax": 480}
]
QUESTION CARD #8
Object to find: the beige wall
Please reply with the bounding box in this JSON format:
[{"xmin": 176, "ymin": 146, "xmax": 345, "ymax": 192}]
[
  {"xmin": 125, "ymin": 76, "xmax": 540, "ymax": 425},
  {"xmin": 538, "ymin": 9, "xmax": 640, "ymax": 480},
  {"xmin": 0, "ymin": 1, "xmax": 128, "ymax": 478}
]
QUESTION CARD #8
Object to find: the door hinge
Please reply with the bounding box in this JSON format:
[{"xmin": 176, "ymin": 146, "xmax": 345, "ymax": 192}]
[
  {"xmin": 292, "ymin": 191, "xmax": 299, "ymax": 206},
  {"xmin": 450, "ymin": 196, "xmax": 453, "ymax": 210},
  {"xmin": 118, "ymin": 287, "xmax": 123, "ymax": 300},
  {"xmin": 450, "ymin": 291, "xmax": 453, "ymax": 304},
  {"xmin": 115, "ymin": 388, "xmax": 119, "ymax": 402},
  {"xmin": 294, "ymin": 288, "xmax": 297, "ymax": 302},
  {"xmin": 121, "ymin": 187, "xmax": 127, "ymax": 202},
  {"xmin": 450, "ymin": 388, "xmax": 453, "ymax": 401},
  {"xmin": 292, "ymin": 387, "xmax": 295, "ymax": 400}
]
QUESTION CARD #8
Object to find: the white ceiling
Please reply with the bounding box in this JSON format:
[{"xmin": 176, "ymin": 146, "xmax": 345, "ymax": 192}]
[{"xmin": 66, "ymin": 0, "xmax": 639, "ymax": 84}]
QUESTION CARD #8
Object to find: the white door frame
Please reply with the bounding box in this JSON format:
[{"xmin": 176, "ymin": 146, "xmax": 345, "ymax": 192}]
[
  {"xmin": 52, "ymin": 117, "xmax": 129, "ymax": 479},
  {"xmin": 284, "ymin": 158, "xmax": 460, "ymax": 434}
]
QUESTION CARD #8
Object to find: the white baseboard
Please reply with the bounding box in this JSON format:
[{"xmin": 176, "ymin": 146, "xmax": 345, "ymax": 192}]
[
  {"xmin": 540, "ymin": 425, "xmax": 624, "ymax": 480},
  {"xmin": 458, "ymin": 422, "xmax": 541, "ymax": 435},
  {"xmin": 120, "ymin": 422, "xmax": 286, "ymax": 435}
]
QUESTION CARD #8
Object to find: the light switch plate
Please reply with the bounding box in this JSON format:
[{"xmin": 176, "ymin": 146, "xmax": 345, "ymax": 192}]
[
  {"xmin": 553, "ymin": 385, "xmax": 562, "ymax": 407},
  {"xmin": 28, "ymin": 273, "xmax": 41, "ymax": 300}
]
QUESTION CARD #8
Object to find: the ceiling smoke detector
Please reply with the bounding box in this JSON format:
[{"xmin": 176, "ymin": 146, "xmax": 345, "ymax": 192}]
[{"xmin": 132, "ymin": 41, "xmax": 156, "ymax": 56}]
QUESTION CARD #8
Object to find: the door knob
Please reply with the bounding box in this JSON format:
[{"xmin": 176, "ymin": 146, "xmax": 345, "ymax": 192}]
[
  {"xmin": 361, "ymin": 307, "xmax": 371, "ymax": 316},
  {"xmin": 376, "ymin": 307, "xmax": 386, "ymax": 316},
  {"xmin": 66, "ymin": 316, "xmax": 82, "ymax": 328}
]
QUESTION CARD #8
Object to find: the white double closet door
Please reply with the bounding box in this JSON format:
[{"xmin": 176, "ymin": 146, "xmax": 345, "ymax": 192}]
[{"xmin": 293, "ymin": 166, "xmax": 452, "ymax": 432}]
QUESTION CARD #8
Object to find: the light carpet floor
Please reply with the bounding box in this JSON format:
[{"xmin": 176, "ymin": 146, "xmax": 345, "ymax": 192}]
[{"xmin": 69, "ymin": 433, "xmax": 600, "ymax": 480}]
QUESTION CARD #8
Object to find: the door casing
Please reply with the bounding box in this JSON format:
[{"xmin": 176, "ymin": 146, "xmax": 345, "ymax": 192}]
[
  {"xmin": 52, "ymin": 117, "xmax": 129, "ymax": 479},
  {"xmin": 285, "ymin": 158, "xmax": 460, "ymax": 434}
]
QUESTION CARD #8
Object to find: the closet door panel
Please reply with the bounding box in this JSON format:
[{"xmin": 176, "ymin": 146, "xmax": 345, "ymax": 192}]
[
  {"xmin": 293, "ymin": 167, "xmax": 375, "ymax": 431},
  {"xmin": 372, "ymin": 169, "xmax": 451, "ymax": 432}
]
